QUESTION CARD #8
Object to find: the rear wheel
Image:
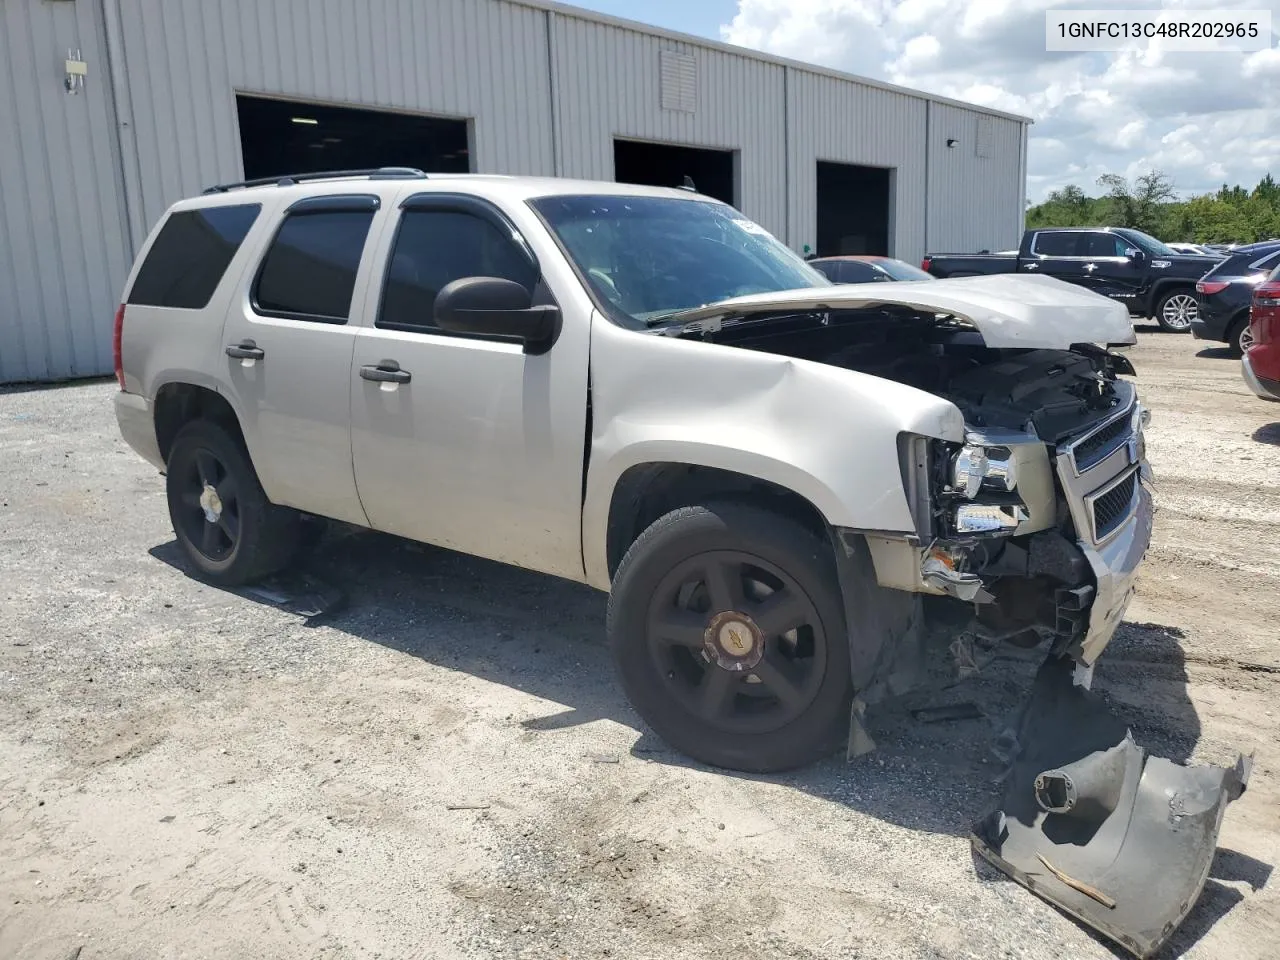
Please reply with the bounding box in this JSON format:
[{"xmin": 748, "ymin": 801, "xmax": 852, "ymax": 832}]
[
  {"xmin": 607, "ymin": 502, "xmax": 852, "ymax": 772},
  {"xmin": 1230, "ymin": 316, "xmax": 1255, "ymax": 357},
  {"xmin": 165, "ymin": 420, "xmax": 301, "ymax": 585},
  {"xmin": 1155, "ymin": 289, "xmax": 1197, "ymax": 332}
]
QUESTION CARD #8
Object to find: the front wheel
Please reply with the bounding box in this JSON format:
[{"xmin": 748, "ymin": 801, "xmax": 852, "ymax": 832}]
[
  {"xmin": 607, "ymin": 502, "xmax": 852, "ymax": 773},
  {"xmin": 1155, "ymin": 289, "xmax": 1197, "ymax": 332}
]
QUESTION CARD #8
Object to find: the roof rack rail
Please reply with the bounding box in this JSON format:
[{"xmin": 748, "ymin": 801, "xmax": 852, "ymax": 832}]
[{"xmin": 202, "ymin": 166, "xmax": 428, "ymax": 194}]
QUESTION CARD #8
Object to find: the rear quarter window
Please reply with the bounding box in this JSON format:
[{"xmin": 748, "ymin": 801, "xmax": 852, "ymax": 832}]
[{"xmin": 128, "ymin": 204, "xmax": 261, "ymax": 308}]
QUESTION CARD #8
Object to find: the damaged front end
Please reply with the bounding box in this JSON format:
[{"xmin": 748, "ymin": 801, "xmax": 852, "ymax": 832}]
[
  {"xmin": 682, "ymin": 298, "xmax": 1251, "ymax": 954},
  {"xmin": 823, "ymin": 338, "xmax": 1249, "ymax": 956}
]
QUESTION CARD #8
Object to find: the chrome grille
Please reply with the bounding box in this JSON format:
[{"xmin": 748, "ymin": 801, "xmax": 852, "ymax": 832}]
[
  {"xmin": 1087, "ymin": 467, "xmax": 1140, "ymax": 543},
  {"xmin": 1071, "ymin": 414, "xmax": 1131, "ymax": 472},
  {"xmin": 1054, "ymin": 383, "xmax": 1144, "ymax": 546}
]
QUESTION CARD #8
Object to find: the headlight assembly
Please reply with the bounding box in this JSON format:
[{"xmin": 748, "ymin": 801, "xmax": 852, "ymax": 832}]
[{"xmin": 951, "ymin": 444, "xmax": 1018, "ymax": 498}]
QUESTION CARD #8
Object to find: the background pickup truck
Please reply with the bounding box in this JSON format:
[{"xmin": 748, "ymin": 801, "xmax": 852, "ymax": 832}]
[{"xmin": 922, "ymin": 227, "xmax": 1221, "ymax": 332}]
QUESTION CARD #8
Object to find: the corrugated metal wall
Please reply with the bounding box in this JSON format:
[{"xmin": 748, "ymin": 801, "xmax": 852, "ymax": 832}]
[
  {"xmin": 0, "ymin": 0, "xmax": 1027, "ymax": 383},
  {"xmin": 549, "ymin": 12, "xmax": 788, "ymax": 240},
  {"xmin": 926, "ymin": 102, "xmax": 1027, "ymax": 255},
  {"xmin": 785, "ymin": 68, "xmax": 928, "ymax": 260},
  {"xmin": 111, "ymin": 0, "xmax": 556, "ymax": 235},
  {"xmin": 0, "ymin": 0, "xmax": 132, "ymax": 383}
]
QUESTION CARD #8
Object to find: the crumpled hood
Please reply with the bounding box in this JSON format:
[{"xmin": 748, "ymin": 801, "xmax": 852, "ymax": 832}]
[{"xmin": 667, "ymin": 273, "xmax": 1137, "ymax": 350}]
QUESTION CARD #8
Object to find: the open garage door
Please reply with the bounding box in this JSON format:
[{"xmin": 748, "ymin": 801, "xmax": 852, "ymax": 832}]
[
  {"xmin": 816, "ymin": 162, "xmax": 891, "ymax": 257},
  {"xmin": 236, "ymin": 95, "xmax": 471, "ymax": 180},
  {"xmin": 613, "ymin": 139, "xmax": 736, "ymax": 206}
]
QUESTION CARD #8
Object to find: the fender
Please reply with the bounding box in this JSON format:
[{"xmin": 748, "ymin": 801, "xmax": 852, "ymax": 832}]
[{"xmin": 581, "ymin": 318, "xmax": 965, "ymax": 589}]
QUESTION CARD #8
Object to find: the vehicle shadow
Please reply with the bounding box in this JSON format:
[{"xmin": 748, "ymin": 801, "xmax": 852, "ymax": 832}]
[
  {"xmin": 1252, "ymin": 423, "xmax": 1280, "ymax": 446},
  {"xmin": 150, "ymin": 524, "xmax": 1255, "ymax": 954},
  {"xmin": 1196, "ymin": 346, "xmax": 1237, "ymax": 360}
]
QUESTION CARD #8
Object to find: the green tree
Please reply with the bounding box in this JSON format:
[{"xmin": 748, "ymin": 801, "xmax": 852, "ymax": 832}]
[
  {"xmin": 1096, "ymin": 171, "xmax": 1176, "ymax": 234},
  {"xmin": 1024, "ymin": 170, "xmax": 1279, "ymax": 243}
]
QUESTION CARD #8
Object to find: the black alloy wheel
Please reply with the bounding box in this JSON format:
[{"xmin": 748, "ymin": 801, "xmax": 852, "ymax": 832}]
[
  {"xmin": 608, "ymin": 502, "xmax": 852, "ymax": 772},
  {"xmin": 645, "ymin": 549, "xmax": 828, "ymax": 735},
  {"xmin": 165, "ymin": 420, "xmax": 301, "ymax": 585}
]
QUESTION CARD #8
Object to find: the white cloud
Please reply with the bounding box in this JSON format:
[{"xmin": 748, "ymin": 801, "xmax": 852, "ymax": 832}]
[{"xmin": 720, "ymin": 0, "xmax": 1280, "ymax": 201}]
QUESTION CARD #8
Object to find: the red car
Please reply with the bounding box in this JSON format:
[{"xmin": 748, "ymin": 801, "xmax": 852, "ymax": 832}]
[{"xmin": 1243, "ymin": 264, "xmax": 1280, "ymax": 401}]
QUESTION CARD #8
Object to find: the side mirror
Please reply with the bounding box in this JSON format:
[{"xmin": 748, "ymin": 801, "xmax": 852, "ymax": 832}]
[
  {"xmin": 1125, "ymin": 246, "xmax": 1144, "ymax": 262},
  {"xmin": 434, "ymin": 277, "xmax": 560, "ymax": 353}
]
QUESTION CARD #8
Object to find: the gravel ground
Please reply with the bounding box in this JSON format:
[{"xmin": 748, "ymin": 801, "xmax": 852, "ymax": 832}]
[{"xmin": 2, "ymin": 328, "xmax": 1278, "ymax": 960}]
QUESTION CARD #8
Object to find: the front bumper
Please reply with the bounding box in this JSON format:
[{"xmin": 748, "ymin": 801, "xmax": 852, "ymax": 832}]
[
  {"xmin": 1053, "ymin": 390, "xmax": 1151, "ymax": 665},
  {"xmin": 1073, "ymin": 481, "xmax": 1154, "ymax": 664},
  {"xmin": 1242, "ymin": 352, "xmax": 1280, "ymax": 402},
  {"xmin": 973, "ymin": 656, "xmax": 1251, "ymax": 959}
]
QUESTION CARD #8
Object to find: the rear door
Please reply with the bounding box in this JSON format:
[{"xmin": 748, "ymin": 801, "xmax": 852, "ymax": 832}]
[
  {"xmin": 219, "ymin": 194, "xmax": 388, "ymax": 526},
  {"xmin": 1023, "ymin": 230, "xmax": 1089, "ymax": 285}
]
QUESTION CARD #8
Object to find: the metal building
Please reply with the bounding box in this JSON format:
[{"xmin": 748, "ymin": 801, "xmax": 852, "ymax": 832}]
[{"xmin": 0, "ymin": 0, "xmax": 1030, "ymax": 384}]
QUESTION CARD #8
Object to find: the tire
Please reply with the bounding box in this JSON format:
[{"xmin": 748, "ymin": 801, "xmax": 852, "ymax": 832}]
[
  {"xmin": 1154, "ymin": 288, "xmax": 1198, "ymax": 332},
  {"xmin": 607, "ymin": 501, "xmax": 852, "ymax": 773},
  {"xmin": 165, "ymin": 419, "xmax": 301, "ymax": 586},
  {"xmin": 1229, "ymin": 316, "xmax": 1255, "ymax": 357}
]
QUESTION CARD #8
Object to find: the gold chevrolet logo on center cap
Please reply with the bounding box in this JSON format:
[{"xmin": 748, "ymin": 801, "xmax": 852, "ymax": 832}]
[{"xmin": 726, "ymin": 626, "xmax": 748, "ymax": 653}]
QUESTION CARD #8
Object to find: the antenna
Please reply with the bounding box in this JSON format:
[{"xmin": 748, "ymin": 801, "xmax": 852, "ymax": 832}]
[{"xmin": 678, "ymin": 175, "xmax": 698, "ymax": 193}]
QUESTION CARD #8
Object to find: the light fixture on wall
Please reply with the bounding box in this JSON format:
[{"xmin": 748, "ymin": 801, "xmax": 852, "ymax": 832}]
[
  {"xmin": 64, "ymin": 49, "xmax": 87, "ymax": 94},
  {"xmin": 946, "ymin": 138, "xmax": 959, "ymax": 148}
]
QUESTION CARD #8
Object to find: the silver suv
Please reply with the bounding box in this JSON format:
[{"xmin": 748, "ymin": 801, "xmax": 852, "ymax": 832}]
[{"xmin": 114, "ymin": 168, "xmax": 1152, "ymax": 775}]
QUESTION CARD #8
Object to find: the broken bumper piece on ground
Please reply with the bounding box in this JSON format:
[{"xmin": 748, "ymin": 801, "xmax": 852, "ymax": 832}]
[{"xmin": 971, "ymin": 656, "xmax": 1252, "ymax": 959}]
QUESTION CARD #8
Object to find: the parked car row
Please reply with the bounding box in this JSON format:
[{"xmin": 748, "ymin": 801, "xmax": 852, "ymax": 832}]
[{"xmin": 922, "ymin": 227, "xmax": 1220, "ymax": 331}]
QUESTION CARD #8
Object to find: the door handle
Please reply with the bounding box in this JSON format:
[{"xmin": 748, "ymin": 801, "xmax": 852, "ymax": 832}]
[
  {"xmin": 225, "ymin": 339, "xmax": 265, "ymax": 360},
  {"xmin": 1022, "ymin": 263, "xmax": 1039, "ymax": 270},
  {"xmin": 359, "ymin": 361, "xmax": 411, "ymax": 384}
]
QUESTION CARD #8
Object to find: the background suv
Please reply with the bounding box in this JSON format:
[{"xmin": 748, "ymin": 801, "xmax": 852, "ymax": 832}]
[{"xmin": 1193, "ymin": 241, "xmax": 1280, "ymax": 355}]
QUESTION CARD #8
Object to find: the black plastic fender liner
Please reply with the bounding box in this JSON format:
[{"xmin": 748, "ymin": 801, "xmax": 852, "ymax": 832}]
[{"xmin": 972, "ymin": 656, "xmax": 1252, "ymax": 959}]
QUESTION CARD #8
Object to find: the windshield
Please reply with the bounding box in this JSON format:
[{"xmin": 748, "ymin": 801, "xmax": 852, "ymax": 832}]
[
  {"xmin": 875, "ymin": 258, "xmax": 934, "ymax": 281},
  {"xmin": 529, "ymin": 194, "xmax": 828, "ymax": 326},
  {"xmin": 1114, "ymin": 228, "xmax": 1178, "ymax": 257}
]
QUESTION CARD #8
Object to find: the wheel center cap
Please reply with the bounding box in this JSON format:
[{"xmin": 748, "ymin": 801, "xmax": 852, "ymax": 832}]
[
  {"xmin": 704, "ymin": 610, "xmax": 764, "ymax": 671},
  {"xmin": 199, "ymin": 483, "xmax": 222, "ymax": 524}
]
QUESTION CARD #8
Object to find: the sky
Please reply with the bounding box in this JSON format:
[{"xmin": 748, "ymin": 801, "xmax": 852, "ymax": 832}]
[{"xmin": 571, "ymin": 0, "xmax": 1280, "ymax": 203}]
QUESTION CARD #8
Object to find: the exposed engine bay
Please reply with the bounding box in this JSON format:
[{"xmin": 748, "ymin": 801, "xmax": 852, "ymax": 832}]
[
  {"xmin": 676, "ymin": 305, "xmax": 1134, "ymax": 442},
  {"xmin": 672, "ymin": 305, "xmax": 1250, "ymax": 958}
]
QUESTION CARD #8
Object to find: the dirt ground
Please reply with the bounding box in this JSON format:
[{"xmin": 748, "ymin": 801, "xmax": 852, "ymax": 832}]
[{"xmin": 2, "ymin": 328, "xmax": 1278, "ymax": 960}]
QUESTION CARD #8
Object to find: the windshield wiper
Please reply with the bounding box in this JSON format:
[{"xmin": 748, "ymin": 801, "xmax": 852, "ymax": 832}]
[{"xmin": 643, "ymin": 306, "xmax": 707, "ymax": 327}]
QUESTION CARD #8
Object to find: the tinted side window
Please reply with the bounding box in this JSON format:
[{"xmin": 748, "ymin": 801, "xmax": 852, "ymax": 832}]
[
  {"xmin": 810, "ymin": 261, "xmax": 841, "ymax": 282},
  {"xmin": 378, "ymin": 210, "xmax": 537, "ymax": 332},
  {"xmin": 128, "ymin": 205, "xmax": 260, "ymax": 308},
  {"xmin": 843, "ymin": 261, "xmax": 880, "ymax": 283},
  {"xmin": 254, "ymin": 210, "xmax": 375, "ymax": 323},
  {"xmin": 1083, "ymin": 233, "xmax": 1127, "ymax": 257},
  {"xmin": 1032, "ymin": 232, "xmax": 1079, "ymax": 256}
]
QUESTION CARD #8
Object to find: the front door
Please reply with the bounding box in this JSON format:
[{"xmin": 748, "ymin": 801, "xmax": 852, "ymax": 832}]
[
  {"xmin": 349, "ymin": 193, "xmax": 590, "ymax": 582},
  {"xmin": 1078, "ymin": 231, "xmax": 1145, "ymax": 310},
  {"xmin": 219, "ymin": 194, "xmax": 385, "ymax": 526}
]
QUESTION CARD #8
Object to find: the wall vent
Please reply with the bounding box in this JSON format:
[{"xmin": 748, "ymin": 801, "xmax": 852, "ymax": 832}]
[
  {"xmin": 976, "ymin": 116, "xmax": 993, "ymax": 159},
  {"xmin": 660, "ymin": 50, "xmax": 697, "ymax": 113}
]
